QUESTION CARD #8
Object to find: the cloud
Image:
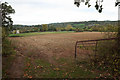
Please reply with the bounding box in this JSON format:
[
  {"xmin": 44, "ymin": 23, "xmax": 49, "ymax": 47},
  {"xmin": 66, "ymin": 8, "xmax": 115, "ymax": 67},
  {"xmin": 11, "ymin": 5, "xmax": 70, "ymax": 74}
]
[{"xmin": 2, "ymin": 0, "xmax": 118, "ymax": 25}]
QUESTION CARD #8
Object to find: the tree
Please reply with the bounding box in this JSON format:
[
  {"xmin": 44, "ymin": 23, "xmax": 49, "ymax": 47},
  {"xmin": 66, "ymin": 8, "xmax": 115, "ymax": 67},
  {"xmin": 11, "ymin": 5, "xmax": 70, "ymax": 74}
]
[
  {"xmin": 74, "ymin": 0, "xmax": 119, "ymax": 13},
  {"xmin": 75, "ymin": 28, "xmax": 83, "ymax": 32},
  {"xmin": 48, "ymin": 25, "xmax": 56, "ymax": 31},
  {"xmin": 1, "ymin": 2, "xmax": 15, "ymax": 38},
  {"xmin": 56, "ymin": 27, "xmax": 61, "ymax": 31},
  {"xmin": 65, "ymin": 24, "xmax": 73, "ymax": 31},
  {"xmin": 42, "ymin": 24, "xmax": 48, "ymax": 32},
  {"xmin": 1, "ymin": 2, "xmax": 15, "ymax": 56}
]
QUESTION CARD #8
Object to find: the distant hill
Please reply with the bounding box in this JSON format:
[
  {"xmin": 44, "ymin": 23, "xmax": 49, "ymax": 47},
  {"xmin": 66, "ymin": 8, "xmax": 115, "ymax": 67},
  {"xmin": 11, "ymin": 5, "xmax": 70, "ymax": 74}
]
[
  {"xmin": 12, "ymin": 21, "xmax": 118, "ymax": 33},
  {"xmin": 13, "ymin": 21, "xmax": 117, "ymax": 28}
]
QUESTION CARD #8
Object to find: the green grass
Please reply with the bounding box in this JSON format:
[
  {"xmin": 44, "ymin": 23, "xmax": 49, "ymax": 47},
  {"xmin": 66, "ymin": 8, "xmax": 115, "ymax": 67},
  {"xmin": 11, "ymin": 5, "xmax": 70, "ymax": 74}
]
[
  {"xmin": 23, "ymin": 56, "xmax": 98, "ymax": 78},
  {"xmin": 9, "ymin": 31, "xmax": 75, "ymax": 37}
]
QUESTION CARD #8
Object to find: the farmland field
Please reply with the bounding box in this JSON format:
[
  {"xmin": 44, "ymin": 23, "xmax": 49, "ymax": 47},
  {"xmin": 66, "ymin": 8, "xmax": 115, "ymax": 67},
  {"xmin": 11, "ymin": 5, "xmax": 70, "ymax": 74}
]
[
  {"xmin": 7, "ymin": 32, "xmax": 105, "ymax": 78},
  {"xmin": 9, "ymin": 31, "xmax": 75, "ymax": 37}
]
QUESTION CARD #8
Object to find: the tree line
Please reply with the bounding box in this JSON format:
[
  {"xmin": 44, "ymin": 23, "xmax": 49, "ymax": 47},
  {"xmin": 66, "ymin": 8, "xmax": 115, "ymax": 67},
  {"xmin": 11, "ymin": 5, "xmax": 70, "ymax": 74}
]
[{"xmin": 12, "ymin": 22, "xmax": 118, "ymax": 33}]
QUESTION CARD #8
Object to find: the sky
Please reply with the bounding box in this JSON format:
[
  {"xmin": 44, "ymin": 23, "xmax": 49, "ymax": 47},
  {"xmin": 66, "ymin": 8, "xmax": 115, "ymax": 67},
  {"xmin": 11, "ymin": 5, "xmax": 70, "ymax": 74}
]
[{"xmin": 2, "ymin": 0, "xmax": 118, "ymax": 25}]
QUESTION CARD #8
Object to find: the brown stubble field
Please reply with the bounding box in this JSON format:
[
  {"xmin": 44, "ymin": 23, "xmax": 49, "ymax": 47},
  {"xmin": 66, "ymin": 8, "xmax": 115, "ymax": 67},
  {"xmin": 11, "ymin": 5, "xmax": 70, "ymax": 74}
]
[
  {"xmin": 8, "ymin": 32, "xmax": 105, "ymax": 78},
  {"xmin": 10, "ymin": 32, "xmax": 104, "ymax": 62}
]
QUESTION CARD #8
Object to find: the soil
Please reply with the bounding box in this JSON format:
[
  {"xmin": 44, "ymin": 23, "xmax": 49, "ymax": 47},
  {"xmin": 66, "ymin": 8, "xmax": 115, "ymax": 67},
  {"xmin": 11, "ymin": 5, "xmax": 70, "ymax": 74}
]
[{"xmin": 8, "ymin": 32, "xmax": 104, "ymax": 78}]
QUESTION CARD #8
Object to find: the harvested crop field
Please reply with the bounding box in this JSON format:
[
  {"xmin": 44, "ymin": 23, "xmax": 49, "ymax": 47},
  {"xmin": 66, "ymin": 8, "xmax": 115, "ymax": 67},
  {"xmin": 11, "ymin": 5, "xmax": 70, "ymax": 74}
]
[{"xmin": 7, "ymin": 32, "xmax": 105, "ymax": 78}]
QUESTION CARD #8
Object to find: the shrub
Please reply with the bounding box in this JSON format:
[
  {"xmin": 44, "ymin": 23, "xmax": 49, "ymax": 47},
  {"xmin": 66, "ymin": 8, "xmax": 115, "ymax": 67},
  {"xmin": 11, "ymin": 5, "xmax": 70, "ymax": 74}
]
[
  {"xmin": 2, "ymin": 38, "xmax": 15, "ymax": 56},
  {"xmin": 75, "ymin": 28, "xmax": 83, "ymax": 32},
  {"xmin": 90, "ymin": 39, "xmax": 120, "ymax": 77}
]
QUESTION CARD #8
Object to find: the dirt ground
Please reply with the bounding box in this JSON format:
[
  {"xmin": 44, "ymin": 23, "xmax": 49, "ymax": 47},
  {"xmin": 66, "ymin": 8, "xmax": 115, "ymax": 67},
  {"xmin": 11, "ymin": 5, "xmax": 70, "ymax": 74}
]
[{"xmin": 8, "ymin": 32, "xmax": 104, "ymax": 78}]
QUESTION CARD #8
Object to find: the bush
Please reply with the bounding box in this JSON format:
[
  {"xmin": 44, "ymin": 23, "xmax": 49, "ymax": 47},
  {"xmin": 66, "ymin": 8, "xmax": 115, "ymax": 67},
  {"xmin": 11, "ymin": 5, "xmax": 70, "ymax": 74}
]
[
  {"xmin": 2, "ymin": 27, "xmax": 8, "ymax": 39},
  {"xmin": 2, "ymin": 38, "xmax": 15, "ymax": 56},
  {"xmin": 75, "ymin": 28, "xmax": 83, "ymax": 32},
  {"xmin": 90, "ymin": 39, "xmax": 120, "ymax": 77}
]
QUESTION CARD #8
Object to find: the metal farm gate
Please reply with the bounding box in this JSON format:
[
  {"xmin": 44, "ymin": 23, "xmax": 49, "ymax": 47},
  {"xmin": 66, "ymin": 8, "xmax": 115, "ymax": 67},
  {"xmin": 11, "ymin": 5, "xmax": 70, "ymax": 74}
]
[{"xmin": 74, "ymin": 37, "xmax": 119, "ymax": 59}]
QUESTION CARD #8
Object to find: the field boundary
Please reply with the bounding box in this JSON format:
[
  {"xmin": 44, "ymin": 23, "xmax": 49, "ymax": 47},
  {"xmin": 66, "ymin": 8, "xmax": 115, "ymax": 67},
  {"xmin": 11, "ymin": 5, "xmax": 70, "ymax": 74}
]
[{"xmin": 75, "ymin": 37, "xmax": 120, "ymax": 58}]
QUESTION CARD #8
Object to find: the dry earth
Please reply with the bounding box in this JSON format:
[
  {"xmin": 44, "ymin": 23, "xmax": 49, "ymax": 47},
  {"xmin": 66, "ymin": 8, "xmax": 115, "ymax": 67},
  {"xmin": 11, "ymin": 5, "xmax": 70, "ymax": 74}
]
[{"xmin": 8, "ymin": 32, "xmax": 104, "ymax": 78}]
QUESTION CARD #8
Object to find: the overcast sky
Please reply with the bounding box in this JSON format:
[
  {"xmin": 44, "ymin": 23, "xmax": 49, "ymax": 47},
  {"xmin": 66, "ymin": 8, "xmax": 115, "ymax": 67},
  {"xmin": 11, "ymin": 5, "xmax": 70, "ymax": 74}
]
[{"xmin": 2, "ymin": 0, "xmax": 118, "ymax": 25}]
